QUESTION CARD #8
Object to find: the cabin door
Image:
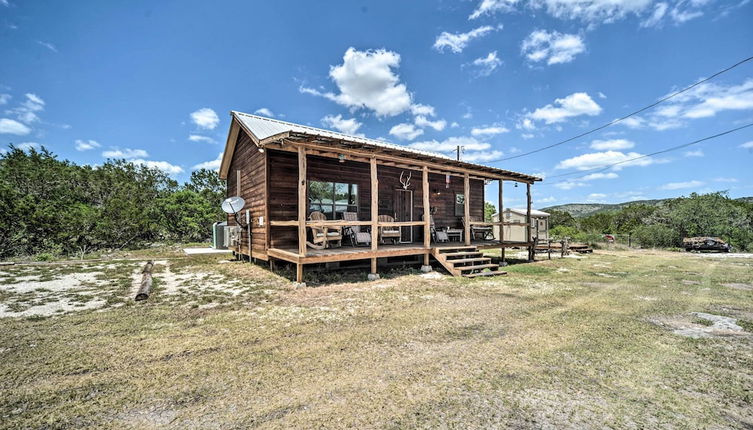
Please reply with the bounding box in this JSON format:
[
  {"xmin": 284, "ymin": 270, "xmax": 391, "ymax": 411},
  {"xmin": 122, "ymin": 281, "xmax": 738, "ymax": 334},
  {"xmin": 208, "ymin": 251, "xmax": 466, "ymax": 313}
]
[{"xmin": 394, "ymin": 189, "xmax": 413, "ymax": 243}]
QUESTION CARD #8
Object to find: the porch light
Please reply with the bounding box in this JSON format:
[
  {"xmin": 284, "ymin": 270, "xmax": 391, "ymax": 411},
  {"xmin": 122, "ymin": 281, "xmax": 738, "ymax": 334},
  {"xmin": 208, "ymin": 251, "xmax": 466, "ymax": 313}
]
[
  {"xmin": 338, "ymin": 153, "xmax": 346, "ymax": 163},
  {"xmin": 514, "ymin": 182, "xmax": 518, "ymax": 188},
  {"xmin": 258, "ymin": 147, "xmax": 265, "ymax": 153}
]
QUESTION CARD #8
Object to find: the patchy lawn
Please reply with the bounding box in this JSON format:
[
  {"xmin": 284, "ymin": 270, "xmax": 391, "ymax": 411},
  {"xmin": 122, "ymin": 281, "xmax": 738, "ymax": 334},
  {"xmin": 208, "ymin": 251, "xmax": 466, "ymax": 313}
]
[{"xmin": 1, "ymin": 249, "xmax": 752, "ymax": 429}]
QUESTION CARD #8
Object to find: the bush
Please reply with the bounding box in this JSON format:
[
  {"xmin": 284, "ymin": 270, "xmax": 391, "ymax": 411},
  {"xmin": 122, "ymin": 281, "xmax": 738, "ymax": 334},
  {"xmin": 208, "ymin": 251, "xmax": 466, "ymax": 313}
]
[{"xmin": 633, "ymin": 224, "xmax": 680, "ymax": 248}]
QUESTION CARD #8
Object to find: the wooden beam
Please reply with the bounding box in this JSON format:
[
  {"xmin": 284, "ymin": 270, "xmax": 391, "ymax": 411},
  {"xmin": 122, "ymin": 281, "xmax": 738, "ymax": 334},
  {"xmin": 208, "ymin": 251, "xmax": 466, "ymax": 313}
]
[
  {"xmin": 499, "ymin": 179, "xmax": 504, "ymax": 264},
  {"xmin": 464, "ymin": 173, "xmax": 471, "ymax": 246},
  {"xmin": 298, "ymin": 146, "xmax": 307, "ymax": 257},
  {"xmin": 423, "ymin": 166, "xmax": 430, "ymax": 250},
  {"xmin": 370, "ymin": 158, "xmax": 378, "ymax": 271},
  {"xmin": 296, "ymin": 263, "xmax": 303, "ymax": 283},
  {"xmin": 527, "ymin": 182, "xmax": 533, "ymax": 261}
]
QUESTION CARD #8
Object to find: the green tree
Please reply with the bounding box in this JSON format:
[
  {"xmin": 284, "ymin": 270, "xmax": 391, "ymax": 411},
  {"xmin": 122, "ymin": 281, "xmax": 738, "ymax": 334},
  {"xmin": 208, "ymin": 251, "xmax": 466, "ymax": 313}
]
[
  {"xmin": 548, "ymin": 210, "xmax": 577, "ymax": 229},
  {"xmin": 484, "ymin": 202, "xmax": 496, "ymax": 222}
]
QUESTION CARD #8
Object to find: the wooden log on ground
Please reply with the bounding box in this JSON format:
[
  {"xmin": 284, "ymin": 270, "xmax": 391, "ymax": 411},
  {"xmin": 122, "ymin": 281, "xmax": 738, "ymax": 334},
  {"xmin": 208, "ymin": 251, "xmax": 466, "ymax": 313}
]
[{"xmin": 135, "ymin": 260, "xmax": 154, "ymax": 301}]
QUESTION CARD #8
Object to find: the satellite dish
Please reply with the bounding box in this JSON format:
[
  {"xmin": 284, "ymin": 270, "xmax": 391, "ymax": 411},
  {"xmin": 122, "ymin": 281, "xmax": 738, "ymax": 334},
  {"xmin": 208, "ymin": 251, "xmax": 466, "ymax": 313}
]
[{"xmin": 222, "ymin": 196, "xmax": 246, "ymax": 214}]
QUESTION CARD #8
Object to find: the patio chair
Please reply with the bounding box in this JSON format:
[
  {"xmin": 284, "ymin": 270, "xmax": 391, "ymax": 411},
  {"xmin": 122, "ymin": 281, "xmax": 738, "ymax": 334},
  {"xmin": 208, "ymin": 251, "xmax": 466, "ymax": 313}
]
[
  {"xmin": 462, "ymin": 216, "xmax": 494, "ymax": 240},
  {"xmin": 308, "ymin": 211, "xmax": 342, "ymax": 249},
  {"xmin": 423, "ymin": 214, "xmax": 448, "ymax": 242},
  {"xmin": 342, "ymin": 212, "xmax": 371, "ymax": 247},
  {"xmin": 377, "ymin": 215, "xmax": 401, "ymax": 244}
]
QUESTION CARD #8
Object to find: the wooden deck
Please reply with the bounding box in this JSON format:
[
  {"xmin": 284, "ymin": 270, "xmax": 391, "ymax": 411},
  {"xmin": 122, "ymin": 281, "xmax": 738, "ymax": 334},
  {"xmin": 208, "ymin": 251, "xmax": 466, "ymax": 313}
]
[{"xmin": 268, "ymin": 240, "xmax": 533, "ymax": 264}]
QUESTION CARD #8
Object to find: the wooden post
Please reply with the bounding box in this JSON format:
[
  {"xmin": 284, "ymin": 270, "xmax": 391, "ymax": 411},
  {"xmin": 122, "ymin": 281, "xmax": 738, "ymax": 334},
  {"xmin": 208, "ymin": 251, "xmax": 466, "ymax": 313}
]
[
  {"xmin": 370, "ymin": 158, "xmax": 379, "ymax": 277},
  {"xmin": 422, "ymin": 166, "xmax": 431, "ymax": 268},
  {"xmin": 298, "ymin": 146, "xmax": 307, "ymax": 257},
  {"xmin": 526, "ymin": 182, "xmax": 533, "ymax": 261},
  {"xmin": 134, "ymin": 261, "xmax": 154, "ymax": 301},
  {"xmin": 498, "ymin": 179, "xmax": 504, "ymax": 264},
  {"xmin": 296, "ymin": 263, "xmax": 303, "ymax": 284},
  {"xmin": 464, "ymin": 173, "xmax": 471, "ymax": 246}
]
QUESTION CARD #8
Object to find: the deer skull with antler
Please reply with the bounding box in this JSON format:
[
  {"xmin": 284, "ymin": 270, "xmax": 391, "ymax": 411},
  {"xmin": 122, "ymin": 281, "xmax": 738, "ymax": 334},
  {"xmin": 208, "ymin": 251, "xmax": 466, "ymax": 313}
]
[{"xmin": 399, "ymin": 171, "xmax": 412, "ymax": 190}]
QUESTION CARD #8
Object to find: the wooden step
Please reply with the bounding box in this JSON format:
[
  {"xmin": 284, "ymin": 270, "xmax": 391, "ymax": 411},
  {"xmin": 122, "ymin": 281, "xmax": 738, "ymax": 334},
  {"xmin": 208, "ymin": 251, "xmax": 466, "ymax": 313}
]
[
  {"xmin": 443, "ymin": 251, "xmax": 484, "ymax": 258},
  {"xmin": 457, "ymin": 263, "xmax": 499, "ymax": 272},
  {"xmin": 464, "ymin": 270, "xmax": 508, "ymax": 278},
  {"xmin": 437, "ymin": 245, "xmax": 477, "ymax": 251},
  {"xmin": 449, "ymin": 257, "xmax": 491, "ymax": 265}
]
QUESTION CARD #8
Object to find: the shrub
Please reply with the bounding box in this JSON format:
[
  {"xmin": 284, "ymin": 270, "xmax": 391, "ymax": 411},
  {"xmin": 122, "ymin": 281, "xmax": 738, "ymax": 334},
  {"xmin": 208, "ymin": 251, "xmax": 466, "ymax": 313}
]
[{"xmin": 633, "ymin": 224, "xmax": 680, "ymax": 248}]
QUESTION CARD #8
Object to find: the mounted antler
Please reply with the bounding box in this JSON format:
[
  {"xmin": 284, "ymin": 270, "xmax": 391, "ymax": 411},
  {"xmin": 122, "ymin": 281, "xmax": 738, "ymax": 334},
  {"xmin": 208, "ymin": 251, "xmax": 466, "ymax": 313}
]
[{"xmin": 399, "ymin": 171, "xmax": 412, "ymax": 190}]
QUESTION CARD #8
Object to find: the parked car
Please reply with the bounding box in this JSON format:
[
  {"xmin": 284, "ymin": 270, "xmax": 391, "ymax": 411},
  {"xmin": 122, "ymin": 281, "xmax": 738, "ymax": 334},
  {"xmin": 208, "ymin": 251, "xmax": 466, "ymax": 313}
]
[{"xmin": 682, "ymin": 237, "xmax": 731, "ymax": 253}]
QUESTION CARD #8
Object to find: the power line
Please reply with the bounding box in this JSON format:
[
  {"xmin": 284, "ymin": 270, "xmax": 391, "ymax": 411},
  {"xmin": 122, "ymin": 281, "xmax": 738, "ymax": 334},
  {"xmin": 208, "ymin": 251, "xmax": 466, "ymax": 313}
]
[
  {"xmin": 500, "ymin": 54, "xmax": 753, "ymax": 162},
  {"xmin": 540, "ymin": 121, "xmax": 753, "ymax": 187}
]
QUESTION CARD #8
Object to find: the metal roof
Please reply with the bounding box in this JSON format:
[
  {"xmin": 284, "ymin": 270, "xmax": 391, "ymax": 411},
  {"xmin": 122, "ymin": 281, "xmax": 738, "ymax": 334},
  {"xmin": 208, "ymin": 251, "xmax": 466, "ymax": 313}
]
[
  {"xmin": 505, "ymin": 208, "xmax": 550, "ymax": 217},
  {"xmin": 227, "ymin": 111, "xmax": 542, "ymax": 182}
]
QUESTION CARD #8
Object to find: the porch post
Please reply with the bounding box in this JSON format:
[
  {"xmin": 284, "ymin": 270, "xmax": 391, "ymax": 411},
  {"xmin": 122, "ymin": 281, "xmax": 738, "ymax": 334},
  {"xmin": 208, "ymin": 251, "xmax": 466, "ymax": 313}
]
[
  {"xmin": 422, "ymin": 166, "xmax": 431, "ymax": 271},
  {"xmin": 464, "ymin": 173, "xmax": 471, "ymax": 246},
  {"xmin": 369, "ymin": 158, "xmax": 379, "ymax": 280},
  {"xmin": 527, "ymin": 182, "xmax": 533, "ymax": 262},
  {"xmin": 296, "ymin": 146, "xmax": 307, "ymax": 285},
  {"xmin": 499, "ymin": 179, "xmax": 505, "ymax": 264}
]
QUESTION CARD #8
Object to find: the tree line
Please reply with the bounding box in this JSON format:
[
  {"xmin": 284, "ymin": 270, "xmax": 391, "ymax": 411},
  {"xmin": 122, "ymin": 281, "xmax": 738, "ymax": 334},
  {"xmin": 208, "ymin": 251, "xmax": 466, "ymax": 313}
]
[
  {"xmin": 548, "ymin": 192, "xmax": 753, "ymax": 251},
  {"xmin": 0, "ymin": 146, "xmax": 225, "ymax": 259}
]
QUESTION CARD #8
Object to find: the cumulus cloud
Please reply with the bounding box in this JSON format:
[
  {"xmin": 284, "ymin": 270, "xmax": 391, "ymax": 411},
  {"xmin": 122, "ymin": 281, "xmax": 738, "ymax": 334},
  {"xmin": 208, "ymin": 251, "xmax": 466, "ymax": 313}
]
[
  {"xmin": 467, "ymin": 51, "xmax": 502, "ymax": 77},
  {"xmin": 554, "ymin": 180, "xmax": 587, "ymax": 190},
  {"xmin": 471, "ymin": 125, "xmax": 509, "ymax": 136},
  {"xmin": 300, "ymin": 48, "xmax": 413, "ymax": 117},
  {"xmin": 192, "ymin": 152, "xmax": 223, "ymax": 171},
  {"xmin": 322, "ymin": 114, "xmax": 363, "ymax": 135},
  {"xmin": 556, "ymin": 150, "xmax": 654, "ymax": 171},
  {"xmin": 530, "ymin": 0, "xmax": 654, "ymax": 24},
  {"xmin": 7, "ymin": 93, "xmax": 45, "ymax": 124},
  {"xmin": 740, "ymin": 141, "xmax": 753, "ymax": 149},
  {"xmin": 132, "ymin": 159, "xmax": 183, "ymax": 175},
  {"xmin": 521, "ymin": 30, "xmax": 585, "ymax": 65},
  {"xmin": 433, "ymin": 25, "xmax": 500, "ymax": 54},
  {"xmin": 75, "ymin": 139, "xmax": 101, "ymax": 151},
  {"xmin": 581, "ymin": 172, "xmax": 619, "ymax": 180},
  {"xmin": 254, "ymin": 107, "xmax": 275, "ymax": 117},
  {"xmin": 389, "ymin": 123, "xmax": 424, "ymax": 141},
  {"xmin": 102, "ymin": 148, "xmax": 149, "ymax": 159},
  {"xmin": 414, "ymin": 115, "xmax": 446, "ymax": 131},
  {"xmin": 410, "ymin": 104, "xmax": 436, "ymax": 117},
  {"xmin": 528, "ymin": 92, "xmax": 602, "ymax": 125},
  {"xmin": 188, "ymin": 135, "xmax": 217, "ymax": 144},
  {"xmin": 660, "ymin": 180, "xmax": 704, "ymax": 190},
  {"xmin": 409, "ymin": 136, "xmax": 503, "ymax": 162},
  {"xmin": 190, "ymin": 108, "xmax": 220, "ymax": 130},
  {"xmin": 589, "ymin": 139, "xmax": 634, "ymax": 150},
  {"xmin": 587, "ymin": 193, "xmax": 608, "ymax": 202},
  {"xmin": 461, "ymin": 150, "xmax": 505, "ymax": 162},
  {"xmin": 469, "ymin": 0, "xmax": 520, "ymax": 18},
  {"xmin": 0, "ymin": 118, "xmax": 31, "ymax": 135}
]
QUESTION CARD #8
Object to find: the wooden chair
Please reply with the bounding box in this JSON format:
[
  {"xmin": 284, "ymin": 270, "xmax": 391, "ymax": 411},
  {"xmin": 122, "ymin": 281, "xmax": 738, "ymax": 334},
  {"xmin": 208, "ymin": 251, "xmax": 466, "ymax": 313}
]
[
  {"xmin": 423, "ymin": 214, "xmax": 448, "ymax": 242},
  {"xmin": 342, "ymin": 212, "xmax": 371, "ymax": 247},
  {"xmin": 308, "ymin": 211, "xmax": 342, "ymax": 249},
  {"xmin": 377, "ymin": 215, "xmax": 401, "ymax": 244},
  {"xmin": 463, "ymin": 216, "xmax": 494, "ymax": 240}
]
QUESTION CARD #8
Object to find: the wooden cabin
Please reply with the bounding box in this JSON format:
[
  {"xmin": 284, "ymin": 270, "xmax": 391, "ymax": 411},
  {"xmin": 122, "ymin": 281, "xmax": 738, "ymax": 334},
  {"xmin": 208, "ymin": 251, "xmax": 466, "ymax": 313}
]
[{"xmin": 218, "ymin": 112, "xmax": 542, "ymax": 284}]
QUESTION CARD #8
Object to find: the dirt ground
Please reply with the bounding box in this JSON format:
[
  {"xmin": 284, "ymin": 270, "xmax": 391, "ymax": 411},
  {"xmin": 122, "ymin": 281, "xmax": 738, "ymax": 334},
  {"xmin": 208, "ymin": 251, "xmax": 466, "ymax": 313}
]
[{"xmin": 1, "ymin": 249, "xmax": 752, "ymax": 429}]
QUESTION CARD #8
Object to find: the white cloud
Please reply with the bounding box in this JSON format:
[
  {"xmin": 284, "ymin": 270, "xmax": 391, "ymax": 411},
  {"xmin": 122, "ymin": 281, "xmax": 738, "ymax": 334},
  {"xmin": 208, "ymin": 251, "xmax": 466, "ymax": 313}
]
[
  {"xmin": 17, "ymin": 142, "xmax": 40, "ymax": 151},
  {"xmin": 410, "ymin": 136, "xmax": 491, "ymax": 152},
  {"xmin": 433, "ymin": 25, "xmax": 500, "ymax": 54},
  {"xmin": 0, "ymin": 94, "xmax": 10, "ymax": 105},
  {"xmin": 589, "ymin": 139, "xmax": 634, "ymax": 150},
  {"xmin": 300, "ymin": 48, "xmax": 412, "ymax": 117},
  {"xmin": 740, "ymin": 141, "xmax": 753, "ymax": 149},
  {"xmin": 530, "ymin": 0, "xmax": 654, "ymax": 24},
  {"xmin": 528, "ymin": 92, "xmax": 602, "ymax": 124},
  {"xmin": 322, "ymin": 114, "xmax": 363, "ymax": 135},
  {"xmin": 102, "ymin": 148, "xmax": 149, "ymax": 159},
  {"xmin": 132, "ymin": 159, "xmax": 183, "ymax": 175},
  {"xmin": 587, "ymin": 193, "xmax": 608, "ymax": 202},
  {"xmin": 469, "ymin": 0, "xmax": 520, "ymax": 18},
  {"xmin": 188, "ymin": 135, "xmax": 217, "ymax": 144},
  {"xmin": 389, "ymin": 123, "xmax": 424, "ymax": 141},
  {"xmin": 521, "ymin": 30, "xmax": 585, "ymax": 65},
  {"xmin": 37, "ymin": 41, "xmax": 58, "ymax": 52},
  {"xmin": 538, "ymin": 196, "xmax": 557, "ymax": 203},
  {"xmin": 7, "ymin": 93, "xmax": 45, "ymax": 124},
  {"xmin": 660, "ymin": 180, "xmax": 704, "ymax": 190},
  {"xmin": 254, "ymin": 107, "xmax": 275, "ymax": 117},
  {"xmin": 192, "ymin": 152, "xmax": 223, "ymax": 171},
  {"xmin": 556, "ymin": 150, "xmax": 654, "ymax": 171},
  {"xmin": 581, "ymin": 172, "xmax": 619, "ymax": 180},
  {"xmin": 414, "ymin": 115, "xmax": 446, "ymax": 131},
  {"xmin": 471, "ymin": 125, "xmax": 509, "ymax": 136},
  {"xmin": 684, "ymin": 149, "xmax": 704, "ymax": 157},
  {"xmin": 555, "ymin": 180, "xmax": 587, "ymax": 190},
  {"xmin": 190, "ymin": 108, "xmax": 220, "ymax": 130},
  {"xmin": 468, "ymin": 51, "xmax": 502, "ymax": 77},
  {"xmin": 0, "ymin": 118, "xmax": 31, "ymax": 135},
  {"xmin": 641, "ymin": 2, "xmax": 668, "ymax": 26},
  {"xmin": 74, "ymin": 139, "xmax": 101, "ymax": 151},
  {"xmin": 713, "ymin": 177, "xmax": 738, "ymax": 183},
  {"xmin": 410, "ymin": 104, "xmax": 436, "ymax": 117},
  {"xmin": 461, "ymin": 150, "xmax": 504, "ymax": 162}
]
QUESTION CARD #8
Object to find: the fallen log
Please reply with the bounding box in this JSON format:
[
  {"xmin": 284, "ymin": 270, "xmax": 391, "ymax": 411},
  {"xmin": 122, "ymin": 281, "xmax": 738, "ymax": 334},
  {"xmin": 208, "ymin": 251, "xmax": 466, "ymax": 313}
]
[{"xmin": 135, "ymin": 260, "xmax": 154, "ymax": 301}]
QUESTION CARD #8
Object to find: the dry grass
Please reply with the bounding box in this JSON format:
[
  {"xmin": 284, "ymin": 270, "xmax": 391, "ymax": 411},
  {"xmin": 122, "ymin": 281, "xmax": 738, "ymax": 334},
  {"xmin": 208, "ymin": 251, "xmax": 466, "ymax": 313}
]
[{"xmin": 1, "ymin": 249, "xmax": 752, "ymax": 429}]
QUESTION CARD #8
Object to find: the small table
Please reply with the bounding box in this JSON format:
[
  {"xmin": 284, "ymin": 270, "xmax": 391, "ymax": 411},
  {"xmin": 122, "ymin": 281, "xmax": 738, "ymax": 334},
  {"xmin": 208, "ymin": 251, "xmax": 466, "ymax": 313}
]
[{"xmin": 445, "ymin": 228, "xmax": 463, "ymax": 242}]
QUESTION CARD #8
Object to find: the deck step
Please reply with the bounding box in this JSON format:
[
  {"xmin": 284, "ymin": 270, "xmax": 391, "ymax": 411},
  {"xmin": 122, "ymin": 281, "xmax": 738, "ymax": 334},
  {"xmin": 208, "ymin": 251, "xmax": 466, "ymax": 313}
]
[
  {"xmin": 437, "ymin": 246, "xmax": 477, "ymax": 253},
  {"xmin": 457, "ymin": 263, "xmax": 499, "ymax": 272},
  {"xmin": 443, "ymin": 251, "xmax": 484, "ymax": 258},
  {"xmin": 449, "ymin": 257, "xmax": 491, "ymax": 265},
  {"xmin": 464, "ymin": 270, "xmax": 508, "ymax": 278}
]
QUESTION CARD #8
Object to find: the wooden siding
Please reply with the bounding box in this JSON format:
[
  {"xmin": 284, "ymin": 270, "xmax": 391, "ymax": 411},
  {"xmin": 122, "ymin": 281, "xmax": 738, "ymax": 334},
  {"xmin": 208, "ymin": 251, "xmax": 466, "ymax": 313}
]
[{"xmin": 227, "ymin": 130, "xmax": 267, "ymax": 257}]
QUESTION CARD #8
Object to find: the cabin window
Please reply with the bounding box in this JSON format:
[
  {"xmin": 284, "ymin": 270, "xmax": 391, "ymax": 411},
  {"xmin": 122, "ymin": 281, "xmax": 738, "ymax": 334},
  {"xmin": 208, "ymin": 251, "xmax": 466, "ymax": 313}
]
[
  {"xmin": 308, "ymin": 181, "xmax": 359, "ymax": 219},
  {"xmin": 454, "ymin": 193, "xmax": 465, "ymax": 217}
]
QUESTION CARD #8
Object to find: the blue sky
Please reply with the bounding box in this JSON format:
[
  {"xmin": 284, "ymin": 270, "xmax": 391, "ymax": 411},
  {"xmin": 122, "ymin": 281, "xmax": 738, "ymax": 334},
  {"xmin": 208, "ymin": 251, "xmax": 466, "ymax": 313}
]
[{"xmin": 1, "ymin": 0, "xmax": 752, "ymax": 209}]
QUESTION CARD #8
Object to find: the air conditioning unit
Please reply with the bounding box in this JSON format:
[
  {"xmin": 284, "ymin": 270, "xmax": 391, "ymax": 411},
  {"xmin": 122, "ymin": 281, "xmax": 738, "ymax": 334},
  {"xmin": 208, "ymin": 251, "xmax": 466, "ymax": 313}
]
[{"xmin": 225, "ymin": 226, "xmax": 242, "ymax": 247}]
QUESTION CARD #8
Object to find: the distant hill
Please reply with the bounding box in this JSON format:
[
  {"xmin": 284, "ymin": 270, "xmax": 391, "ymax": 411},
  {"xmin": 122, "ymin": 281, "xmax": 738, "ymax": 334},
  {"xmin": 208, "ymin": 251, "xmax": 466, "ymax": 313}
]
[{"xmin": 542, "ymin": 197, "xmax": 753, "ymax": 218}]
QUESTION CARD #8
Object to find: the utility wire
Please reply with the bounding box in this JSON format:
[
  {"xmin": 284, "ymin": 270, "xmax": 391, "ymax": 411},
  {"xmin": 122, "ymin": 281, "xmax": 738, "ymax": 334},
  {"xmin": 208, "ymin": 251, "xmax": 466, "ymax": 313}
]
[
  {"xmin": 500, "ymin": 54, "xmax": 753, "ymax": 162},
  {"xmin": 540, "ymin": 121, "xmax": 753, "ymax": 187}
]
